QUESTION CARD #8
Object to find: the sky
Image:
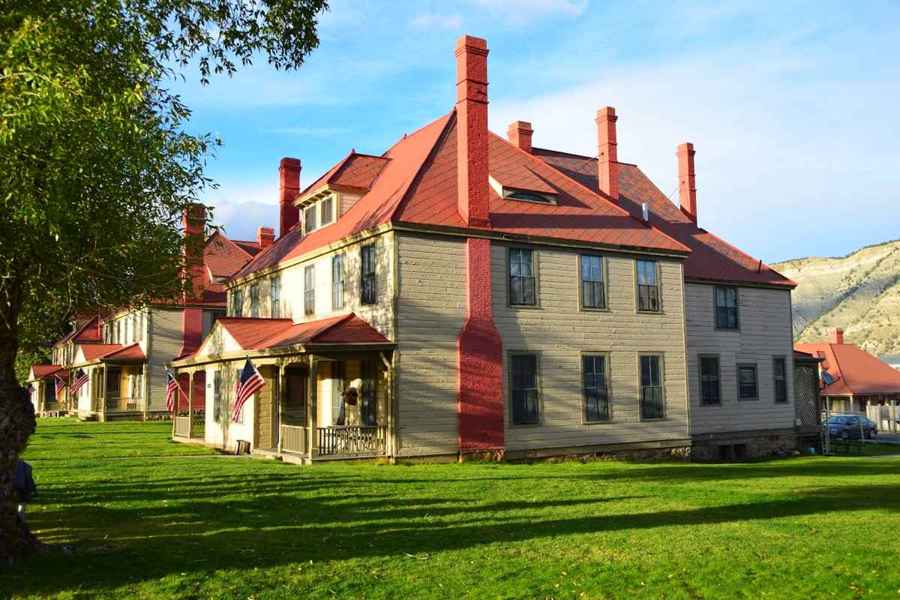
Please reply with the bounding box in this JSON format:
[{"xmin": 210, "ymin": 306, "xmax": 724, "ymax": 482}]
[{"xmin": 173, "ymin": 0, "xmax": 900, "ymax": 264}]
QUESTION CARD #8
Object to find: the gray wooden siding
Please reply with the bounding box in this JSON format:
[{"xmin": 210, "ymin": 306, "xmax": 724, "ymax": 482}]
[
  {"xmin": 395, "ymin": 233, "xmax": 466, "ymax": 457},
  {"xmin": 147, "ymin": 308, "xmax": 183, "ymax": 411},
  {"xmin": 685, "ymin": 284, "xmax": 796, "ymax": 434},
  {"xmin": 492, "ymin": 245, "xmax": 691, "ymax": 452}
]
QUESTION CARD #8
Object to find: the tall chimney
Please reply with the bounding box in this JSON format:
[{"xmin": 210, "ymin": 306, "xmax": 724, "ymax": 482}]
[
  {"xmin": 678, "ymin": 142, "xmax": 698, "ymax": 222},
  {"xmin": 833, "ymin": 328, "xmax": 844, "ymax": 344},
  {"xmin": 596, "ymin": 106, "xmax": 618, "ymax": 201},
  {"xmin": 507, "ymin": 121, "xmax": 533, "ymax": 153},
  {"xmin": 180, "ymin": 203, "xmax": 206, "ymax": 357},
  {"xmin": 183, "ymin": 203, "xmax": 206, "ymax": 300},
  {"xmin": 279, "ymin": 157, "xmax": 301, "ymax": 237},
  {"xmin": 257, "ymin": 226, "xmax": 275, "ymax": 250},
  {"xmin": 455, "ymin": 35, "xmax": 491, "ymax": 228}
]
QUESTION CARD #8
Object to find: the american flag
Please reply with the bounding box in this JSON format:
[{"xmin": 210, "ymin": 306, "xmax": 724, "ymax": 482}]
[
  {"xmin": 232, "ymin": 358, "xmax": 265, "ymax": 422},
  {"xmin": 70, "ymin": 369, "xmax": 89, "ymax": 395},
  {"xmin": 165, "ymin": 367, "xmax": 182, "ymax": 413},
  {"xmin": 54, "ymin": 373, "xmax": 66, "ymax": 398}
]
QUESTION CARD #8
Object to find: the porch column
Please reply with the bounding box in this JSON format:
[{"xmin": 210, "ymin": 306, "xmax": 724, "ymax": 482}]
[
  {"xmin": 100, "ymin": 366, "xmax": 107, "ymax": 422},
  {"xmin": 142, "ymin": 363, "xmax": 149, "ymax": 420},
  {"xmin": 892, "ymin": 399, "xmax": 898, "ymax": 433},
  {"xmin": 187, "ymin": 369, "xmax": 194, "ymax": 439},
  {"xmin": 380, "ymin": 351, "xmax": 395, "ymax": 459},
  {"xmin": 307, "ymin": 354, "xmax": 317, "ymax": 460},
  {"xmin": 277, "ymin": 362, "xmax": 285, "ymax": 455}
]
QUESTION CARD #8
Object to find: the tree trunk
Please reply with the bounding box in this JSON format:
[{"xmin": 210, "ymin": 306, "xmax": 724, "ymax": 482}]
[{"xmin": 0, "ymin": 289, "xmax": 38, "ymax": 562}]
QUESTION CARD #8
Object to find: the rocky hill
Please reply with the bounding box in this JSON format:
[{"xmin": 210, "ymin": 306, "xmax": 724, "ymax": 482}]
[{"xmin": 773, "ymin": 239, "xmax": 900, "ymax": 359}]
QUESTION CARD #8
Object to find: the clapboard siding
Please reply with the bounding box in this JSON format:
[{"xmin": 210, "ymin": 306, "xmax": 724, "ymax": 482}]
[
  {"xmin": 148, "ymin": 307, "xmax": 184, "ymax": 412},
  {"xmin": 232, "ymin": 232, "xmax": 395, "ymax": 341},
  {"xmin": 395, "ymin": 233, "xmax": 466, "ymax": 457},
  {"xmin": 686, "ymin": 284, "xmax": 796, "ymax": 433},
  {"xmin": 492, "ymin": 245, "xmax": 690, "ymax": 451}
]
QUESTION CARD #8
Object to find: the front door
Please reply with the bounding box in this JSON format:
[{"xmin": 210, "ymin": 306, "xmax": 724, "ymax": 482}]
[{"xmin": 254, "ymin": 366, "xmax": 278, "ymax": 450}]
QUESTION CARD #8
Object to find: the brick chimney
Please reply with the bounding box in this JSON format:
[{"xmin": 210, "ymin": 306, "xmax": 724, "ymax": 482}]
[
  {"xmin": 596, "ymin": 106, "xmax": 619, "ymax": 201},
  {"xmin": 833, "ymin": 328, "xmax": 845, "ymax": 344},
  {"xmin": 182, "ymin": 203, "xmax": 206, "ymax": 300},
  {"xmin": 279, "ymin": 157, "xmax": 301, "ymax": 237},
  {"xmin": 257, "ymin": 226, "xmax": 275, "ymax": 250},
  {"xmin": 678, "ymin": 142, "xmax": 698, "ymax": 222},
  {"xmin": 507, "ymin": 121, "xmax": 533, "ymax": 153},
  {"xmin": 455, "ymin": 35, "xmax": 491, "ymax": 228},
  {"xmin": 180, "ymin": 203, "xmax": 206, "ymax": 357}
]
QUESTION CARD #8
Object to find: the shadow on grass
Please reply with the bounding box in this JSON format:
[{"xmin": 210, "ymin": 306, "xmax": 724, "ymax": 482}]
[{"xmin": 3, "ymin": 457, "xmax": 900, "ymax": 596}]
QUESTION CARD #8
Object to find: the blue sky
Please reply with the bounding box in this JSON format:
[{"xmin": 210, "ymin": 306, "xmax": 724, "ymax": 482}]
[{"xmin": 174, "ymin": 0, "xmax": 900, "ymax": 263}]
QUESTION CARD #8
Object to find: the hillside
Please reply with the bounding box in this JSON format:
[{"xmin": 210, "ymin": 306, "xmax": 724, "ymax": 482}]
[{"xmin": 773, "ymin": 240, "xmax": 900, "ymax": 358}]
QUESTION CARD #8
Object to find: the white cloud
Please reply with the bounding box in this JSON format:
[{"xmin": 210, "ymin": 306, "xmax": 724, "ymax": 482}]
[
  {"xmin": 410, "ymin": 13, "xmax": 464, "ymax": 30},
  {"xmin": 491, "ymin": 46, "xmax": 900, "ymax": 262}
]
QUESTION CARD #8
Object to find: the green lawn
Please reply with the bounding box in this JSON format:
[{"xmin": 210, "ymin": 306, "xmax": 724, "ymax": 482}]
[{"xmin": 3, "ymin": 419, "xmax": 900, "ymax": 599}]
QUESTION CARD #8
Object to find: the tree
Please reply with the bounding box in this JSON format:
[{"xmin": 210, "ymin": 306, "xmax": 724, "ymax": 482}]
[{"xmin": 0, "ymin": 0, "xmax": 328, "ymax": 560}]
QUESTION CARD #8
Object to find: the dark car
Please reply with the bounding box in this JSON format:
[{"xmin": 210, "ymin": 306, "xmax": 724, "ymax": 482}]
[{"xmin": 827, "ymin": 415, "xmax": 878, "ymax": 440}]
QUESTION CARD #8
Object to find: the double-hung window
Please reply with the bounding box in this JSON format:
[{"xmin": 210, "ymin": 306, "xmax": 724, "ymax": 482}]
[
  {"xmin": 773, "ymin": 357, "xmax": 788, "ymax": 403},
  {"xmin": 321, "ymin": 197, "xmax": 334, "ymax": 226},
  {"xmin": 332, "ymin": 254, "xmax": 345, "ymax": 310},
  {"xmin": 231, "ymin": 289, "xmax": 243, "ymax": 317},
  {"xmin": 304, "ymin": 205, "xmax": 317, "ymax": 234},
  {"xmin": 636, "ymin": 260, "xmax": 660, "ymax": 312},
  {"xmin": 213, "ymin": 370, "xmax": 223, "ymax": 423},
  {"xmin": 580, "ymin": 255, "xmax": 606, "ymax": 309},
  {"xmin": 738, "ymin": 364, "xmax": 759, "ymax": 401},
  {"xmin": 640, "ymin": 355, "xmax": 665, "ymax": 419},
  {"xmin": 249, "ymin": 284, "xmax": 260, "ymax": 318},
  {"xmin": 509, "ymin": 248, "xmax": 537, "ymax": 306},
  {"xmin": 361, "ymin": 245, "xmax": 377, "ymax": 305},
  {"xmin": 582, "ymin": 354, "xmax": 610, "ymax": 422},
  {"xmin": 270, "ymin": 276, "xmax": 281, "ymax": 318},
  {"xmin": 510, "ymin": 354, "xmax": 540, "ymax": 425},
  {"xmin": 304, "ymin": 265, "xmax": 315, "ymax": 316},
  {"xmin": 699, "ymin": 355, "xmax": 721, "ymax": 405},
  {"xmin": 715, "ymin": 286, "xmax": 739, "ymax": 329}
]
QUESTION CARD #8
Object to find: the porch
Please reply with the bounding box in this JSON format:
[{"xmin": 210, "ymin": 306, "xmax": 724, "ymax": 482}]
[
  {"xmin": 173, "ymin": 350, "xmax": 395, "ymax": 462},
  {"xmin": 89, "ymin": 362, "xmax": 149, "ymax": 420}
]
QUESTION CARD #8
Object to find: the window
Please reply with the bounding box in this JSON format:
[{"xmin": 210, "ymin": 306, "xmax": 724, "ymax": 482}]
[
  {"xmin": 773, "ymin": 357, "xmax": 788, "ymax": 403},
  {"xmin": 270, "ymin": 276, "xmax": 281, "ymax": 318},
  {"xmin": 232, "ymin": 368, "xmax": 244, "ymax": 423},
  {"xmin": 321, "ymin": 196, "xmax": 334, "ymax": 225},
  {"xmin": 636, "ymin": 260, "xmax": 660, "ymax": 312},
  {"xmin": 361, "ymin": 245, "xmax": 377, "ymax": 305},
  {"xmin": 231, "ymin": 289, "xmax": 243, "ymax": 317},
  {"xmin": 510, "ymin": 354, "xmax": 540, "ymax": 425},
  {"xmin": 304, "ymin": 265, "xmax": 315, "ymax": 316},
  {"xmin": 213, "ymin": 370, "xmax": 223, "ymax": 423},
  {"xmin": 640, "ymin": 355, "xmax": 665, "ymax": 419},
  {"xmin": 508, "ymin": 190, "xmax": 553, "ymax": 203},
  {"xmin": 738, "ymin": 364, "xmax": 758, "ymax": 401},
  {"xmin": 580, "ymin": 255, "xmax": 606, "ymax": 309},
  {"xmin": 582, "ymin": 354, "xmax": 610, "ymax": 422},
  {"xmin": 361, "ymin": 360, "xmax": 377, "ymax": 426},
  {"xmin": 509, "ymin": 248, "xmax": 537, "ymax": 306},
  {"xmin": 332, "ymin": 254, "xmax": 344, "ymax": 310},
  {"xmin": 304, "ymin": 204, "xmax": 317, "ymax": 234},
  {"xmin": 249, "ymin": 283, "xmax": 260, "ymax": 318},
  {"xmin": 714, "ymin": 286, "xmax": 739, "ymax": 329},
  {"xmin": 699, "ymin": 355, "xmax": 721, "ymax": 405}
]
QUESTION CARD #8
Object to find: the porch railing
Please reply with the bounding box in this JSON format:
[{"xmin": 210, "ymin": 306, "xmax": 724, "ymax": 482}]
[
  {"xmin": 174, "ymin": 416, "xmax": 191, "ymax": 438},
  {"xmin": 280, "ymin": 424, "xmax": 307, "ymax": 454},
  {"xmin": 316, "ymin": 425, "xmax": 386, "ymax": 457}
]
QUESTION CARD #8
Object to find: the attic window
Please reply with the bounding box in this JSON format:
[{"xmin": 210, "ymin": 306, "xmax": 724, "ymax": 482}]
[{"xmin": 507, "ymin": 190, "xmax": 554, "ymax": 204}]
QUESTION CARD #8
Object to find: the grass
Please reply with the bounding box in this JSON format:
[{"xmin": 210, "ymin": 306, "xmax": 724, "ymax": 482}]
[{"xmin": 2, "ymin": 419, "xmax": 900, "ymax": 599}]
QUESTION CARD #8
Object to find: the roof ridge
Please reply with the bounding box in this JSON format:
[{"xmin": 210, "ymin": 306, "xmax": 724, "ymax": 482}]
[{"xmin": 495, "ymin": 132, "xmax": 690, "ymax": 254}]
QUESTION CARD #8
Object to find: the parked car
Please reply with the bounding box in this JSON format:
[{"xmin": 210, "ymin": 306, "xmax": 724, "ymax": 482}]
[{"xmin": 827, "ymin": 415, "xmax": 878, "ymax": 440}]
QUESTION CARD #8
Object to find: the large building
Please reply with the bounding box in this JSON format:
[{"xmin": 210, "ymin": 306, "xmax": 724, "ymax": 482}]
[
  {"xmin": 29, "ymin": 206, "xmax": 265, "ymax": 420},
  {"xmin": 170, "ymin": 35, "xmax": 799, "ymax": 462}
]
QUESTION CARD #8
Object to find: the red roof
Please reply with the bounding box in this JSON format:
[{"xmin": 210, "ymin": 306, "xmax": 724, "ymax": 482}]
[
  {"xmin": 101, "ymin": 343, "xmax": 146, "ymax": 362},
  {"xmin": 217, "ymin": 313, "xmax": 390, "ymax": 351},
  {"xmin": 57, "ymin": 316, "xmax": 102, "ymax": 346},
  {"xmin": 533, "ymin": 148, "xmax": 794, "ymax": 288},
  {"xmin": 30, "ymin": 364, "xmax": 63, "ymax": 380},
  {"xmin": 236, "ymin": 111, "xmax": 687, "ymax": 280},
  {"xmin": 79, "ymin": 344, "xmax": 125, "ymax": 361},
  {"xmin": 795, "ymin": 341, "xmax": 900, "ymax": 396},
  {"xmin": 205, "ymin": 231, "xmax": 257, "ymax": 280}
]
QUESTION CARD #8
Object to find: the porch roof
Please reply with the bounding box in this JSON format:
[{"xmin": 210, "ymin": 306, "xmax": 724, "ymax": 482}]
[
  {"xmin": 100, "ymin": 343, "xmax": 147, "ymax": 363},
  {"xmin": 171, "ymin": 313, "xmax": 392, "ymax": 368},
  {"xmin": 28, "ymin": 364, "xmax": 64, "ymax": 382}
]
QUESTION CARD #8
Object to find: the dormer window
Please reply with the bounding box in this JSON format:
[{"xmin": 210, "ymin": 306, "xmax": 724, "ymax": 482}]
[
  {"xmin": 489, "ymin": 175, "xmax": 557, "ymax": 205},
  {"xmin": 304, "ymin": 205, "xmax": 318, "ymax": 234},
  {"xmin": 301, "ymin": 192, "xmax": 337, "ymax": 234},
  {"xmin": 321, "ymin": 196, "xmax": 334, "ymax": 225},
  {"xmin": 507, "ymin": 190, "xmax": 554, "ymax": 203}
]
